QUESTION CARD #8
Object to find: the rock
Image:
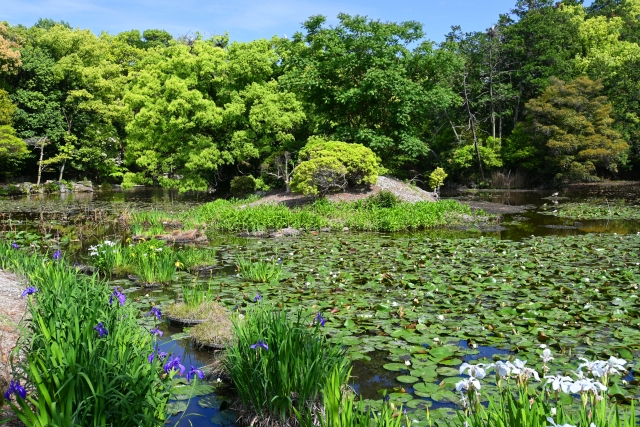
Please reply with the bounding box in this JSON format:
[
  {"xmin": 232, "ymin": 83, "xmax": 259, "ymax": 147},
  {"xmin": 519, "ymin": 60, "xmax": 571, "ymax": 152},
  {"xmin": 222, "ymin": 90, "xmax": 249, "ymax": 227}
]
[
  {"xmin": 320, "ymin": 227, "xmax": 332, "ymax": 232},
  {"xmin": 72, "ymin": 181, "xmax": 94, "ymax": 193},
  {"xmin": 237, "ymin": 231, "xmax": 267, "ymax": 238},
  {"xmin": 342, "ymin": 227, "xmax": 350, "ymax": 232},
  {"xmin": 280, "ymin": 227, "xmax": 301, "ymax": 236},
  {"xmin": 268, "ymin": 227, "xmax": 301, "ymax": 238}
]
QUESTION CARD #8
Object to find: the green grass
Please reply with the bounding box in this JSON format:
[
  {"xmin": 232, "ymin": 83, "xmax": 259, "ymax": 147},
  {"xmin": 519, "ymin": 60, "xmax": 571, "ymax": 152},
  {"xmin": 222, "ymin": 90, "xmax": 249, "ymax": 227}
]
[
  {"xmin": 130, "ymin": 239, "xmax": 177, "ymax": 284},
  {"xmin": 0, "ymin": 241, "xmax": 173, "ymax": 426},
  {"xmin": 236, "ymin": 255, "xmax": 282, "ymax": 283},
  {"xmin": 296, "ymin": 366, "xmax": 411, "ymax": 427},
  {"xmin": 176, "ymin": 247, "xmax": 217, "ymax": 269},
  {"xmin": 188, "ymin": 197, "xmax": 480, "ymax": 233},
  {"xmin": 224, "ymin": 304, "xmax": 349, "ymax": 423}
]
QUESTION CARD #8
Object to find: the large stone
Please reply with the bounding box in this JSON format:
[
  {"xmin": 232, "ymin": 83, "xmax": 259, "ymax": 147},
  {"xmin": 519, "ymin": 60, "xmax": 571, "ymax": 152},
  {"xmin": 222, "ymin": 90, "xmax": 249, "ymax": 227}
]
[{"xmin": 72, "ymin": 181, "xmax": 94, "ymax": 192}]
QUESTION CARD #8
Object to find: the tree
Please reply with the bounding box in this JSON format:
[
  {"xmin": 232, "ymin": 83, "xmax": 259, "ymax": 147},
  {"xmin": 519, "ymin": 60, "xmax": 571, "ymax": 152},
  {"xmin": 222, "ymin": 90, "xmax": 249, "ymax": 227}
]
[
  {"xmin": 525, "ymin": 76, "xmax": 629, "ymax": 182},
  {"xmin": 122, "ymin": 37, "xmax": 303, "ymax": 192},
  {"xmin": 0, "ymin": 23, "xmax": 22, "ymax": 75},
  {"xmin": 290, "ymin": 139, "xmax": 378, "ymax": 195},
  {"xmin": 279, "ymin": 14, "xmax": 460, "ymax": 173},
  {"xmin": 0, "ymin": 90, "xmax": 29, "ymax": 177},
  {"xmin": 429, "ymin": 167, "xmax": 448, "ymax": 199}
]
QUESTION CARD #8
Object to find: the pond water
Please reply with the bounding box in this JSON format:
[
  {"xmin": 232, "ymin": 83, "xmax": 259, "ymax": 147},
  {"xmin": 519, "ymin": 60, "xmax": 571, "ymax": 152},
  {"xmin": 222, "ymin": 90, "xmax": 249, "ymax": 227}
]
[{"xmin": 1, "ymin": 184, "xmax": 639, "ymax": 427}]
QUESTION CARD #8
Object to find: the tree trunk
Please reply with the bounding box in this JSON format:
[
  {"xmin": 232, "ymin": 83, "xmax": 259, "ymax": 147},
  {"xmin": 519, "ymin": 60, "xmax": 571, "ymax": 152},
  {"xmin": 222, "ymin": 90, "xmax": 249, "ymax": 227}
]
[
  {"xmin": 463, "ymin": 73, "xmax": 485, "ymax": 181},
  {"xmin": 58, "ymin": 158, "xmax": 66, "ymax": 182},
  {"xmin": 37, "ymin": 139, "xmax": 45, "ymax": 186}
]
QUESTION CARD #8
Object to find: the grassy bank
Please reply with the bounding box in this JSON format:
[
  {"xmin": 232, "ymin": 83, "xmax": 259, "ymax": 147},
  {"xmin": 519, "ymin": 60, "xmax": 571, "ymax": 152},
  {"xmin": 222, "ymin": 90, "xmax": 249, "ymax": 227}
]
[{"xmin": 185, "ymin": 196, "xmax": 484, "ymax": 233}]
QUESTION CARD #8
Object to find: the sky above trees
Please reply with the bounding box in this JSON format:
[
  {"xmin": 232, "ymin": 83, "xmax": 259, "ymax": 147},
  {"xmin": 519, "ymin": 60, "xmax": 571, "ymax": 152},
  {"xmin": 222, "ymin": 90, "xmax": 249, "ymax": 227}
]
[{"xmin": 1, "ymin": 0, "xmax": 593, "ymax": 43}]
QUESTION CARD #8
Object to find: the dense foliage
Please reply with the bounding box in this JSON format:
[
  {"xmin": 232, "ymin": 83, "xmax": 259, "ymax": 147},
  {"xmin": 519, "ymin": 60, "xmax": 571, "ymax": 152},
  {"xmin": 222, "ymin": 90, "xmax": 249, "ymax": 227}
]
[{"xmin": 1, "ymin": 0, "xmax": 640, "ymax": 188}]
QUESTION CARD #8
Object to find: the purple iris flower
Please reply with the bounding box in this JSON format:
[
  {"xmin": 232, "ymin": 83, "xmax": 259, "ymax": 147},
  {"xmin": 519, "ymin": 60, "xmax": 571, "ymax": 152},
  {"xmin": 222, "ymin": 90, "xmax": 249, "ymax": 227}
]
[
  {"xmin": 186, "ymin": 366, "xmax": 205, "ymax": 383},
  {"xmin": 10, "ymin": 242, "xmax": 18, "ymax": 250},
  {"xmin": 314, "ymin": 313, "xmax": 326, "ymax": 327},
  {"xmin": 20, "ymin": 287, "xmax": 38, "ymax": 298},
  {"xmin": 52, "ymin": 250, "xmax": 62, "ymax": 260},
  {"xmin": 250, "ymin": 340, "xmax": 268, "ymax": 351},
  {"xmin": 109, "ymin": 287, "xmax": 126, "ymax": 306},
  {"xmin": 4, "ymin": 380, "xmax": 26, "ymax": 400},
  {"xmin": 93, "ymin": 322, "xmax": 108, "ymax": 338},
  {"xmin": 150, "ymin": 327, "xmax": 163, "ymax": 337},
  {"xmin": 383, "ymin": 394, "xmax": 390, "ymax": 403},
  {"xmin": 148, "ymin": 348, "xmax": 168, "ymax": 363},
  {"xmin": 253, "ymin": 293, "xmax": 262, "ymax": 302},
  {"xmin": 163, "ymin": 355, "xmax": 186, "ymax": 375},
  {"xmin": 146, "ymin": 307, "xmax": 162, "ymax": 320}
]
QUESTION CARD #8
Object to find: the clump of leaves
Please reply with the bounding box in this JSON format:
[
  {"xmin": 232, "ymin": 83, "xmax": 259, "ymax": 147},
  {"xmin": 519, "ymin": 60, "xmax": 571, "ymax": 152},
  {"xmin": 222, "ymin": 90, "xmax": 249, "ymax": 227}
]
[{"xmin": 237, "ymin": 256, "xmax": 282, "ymax": 283}]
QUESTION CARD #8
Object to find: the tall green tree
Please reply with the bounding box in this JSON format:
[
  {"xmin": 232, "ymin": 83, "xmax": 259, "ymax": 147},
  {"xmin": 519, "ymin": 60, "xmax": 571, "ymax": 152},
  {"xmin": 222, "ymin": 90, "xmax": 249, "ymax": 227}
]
[
  {"xmin": 522, "ymin": 76, "xmax": 629, "ymax": 182},
  {"xmin": 279, "ymin": 14, "xmax": 460, "ymax": 174},
  {"xmin": 122, "ymin": 37, "xmax": 304, "ymax": 191}
]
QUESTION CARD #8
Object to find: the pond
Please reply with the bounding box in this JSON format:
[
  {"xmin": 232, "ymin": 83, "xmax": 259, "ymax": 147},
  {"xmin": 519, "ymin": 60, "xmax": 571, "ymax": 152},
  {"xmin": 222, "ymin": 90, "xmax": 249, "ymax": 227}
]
[{"xmin": 1, "ymin": 184, "xmax": 639, "ymax": 426}]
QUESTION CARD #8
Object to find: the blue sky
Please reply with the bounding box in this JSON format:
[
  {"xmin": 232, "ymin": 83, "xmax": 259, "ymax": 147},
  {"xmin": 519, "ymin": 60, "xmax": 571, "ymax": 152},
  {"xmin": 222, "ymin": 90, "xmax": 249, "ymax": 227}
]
[{"xmin": 1, "ymin": 0, "xmax": 589, "ymax": 43}]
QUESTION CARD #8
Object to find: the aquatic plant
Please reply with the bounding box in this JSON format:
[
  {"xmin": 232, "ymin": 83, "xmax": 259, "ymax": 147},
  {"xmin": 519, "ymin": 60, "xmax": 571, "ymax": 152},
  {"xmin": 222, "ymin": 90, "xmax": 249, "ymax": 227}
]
[
  {"xmin": 0, "ymin": 241, "xmax": 174, "ymax": 426},
  {"xmin": 88, "ymin": 239, "xmax": 128, "ymax": 274},
  {"xmin": 296, "ymin": 365, "xmax": 412, "ymax": 427},
  {"xmin": 224, "ymin": 304, "xmax": 349, "ymax": 423},
  {"xmin": 176, "ymin": 247, "xmax": 217, "ymax": 270},
  {"xmin": 130, "ymin": 239, "xmax": 177, "ymax": 284},
  {"xmin": 236, "ymin": 255, "xmax": 282, "ymax": 283},
  {"xmin": 454, "ymin": 351, "xmax": 636, "ymax": 427},
  {"xmin": 540, "ymin": 201, "xmax": 640, "ymax": 220},
  {"xmin": 189, "ymin": 197, "xmax": 480, "ymax": 232}
]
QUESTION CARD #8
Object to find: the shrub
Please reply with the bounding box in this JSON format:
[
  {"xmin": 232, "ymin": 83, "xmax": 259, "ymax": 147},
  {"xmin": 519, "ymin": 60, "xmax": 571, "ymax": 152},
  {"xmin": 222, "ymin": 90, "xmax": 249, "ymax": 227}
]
[
  {"xmin": 429, "ymin": 167, "xmax": 448, "ymax": 198},
  {"xmin": 43, "ymin": 182, "xmax": 60, "ymax": 193},
  {"xmin": 230, "ymin": 175, "xmax": 257, "ymax": 198},
  {"xmin": 224, "ymin": 304, "xmax": 349, "ymax": 422},
  {"xmin": 290, "ymin": 157, "xmax": 348, "ymax": 195},
  {"xmin": 366, "ymin": 190, "xmax": 400, "ymax": 209},
  {"xmin": 299, "ymin": 139, "xmax": 378, "ymax": 186}
]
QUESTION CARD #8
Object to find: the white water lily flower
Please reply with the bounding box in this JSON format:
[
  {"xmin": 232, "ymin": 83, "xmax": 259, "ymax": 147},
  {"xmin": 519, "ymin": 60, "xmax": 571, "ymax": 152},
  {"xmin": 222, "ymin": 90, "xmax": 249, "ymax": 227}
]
[
  {"xmin": 437, "ymin": 315, "xmax": 445, "ymax": 321},
  {"xmin": 546, "ymin": 417, "xmax": 576, "ymax": 427}
]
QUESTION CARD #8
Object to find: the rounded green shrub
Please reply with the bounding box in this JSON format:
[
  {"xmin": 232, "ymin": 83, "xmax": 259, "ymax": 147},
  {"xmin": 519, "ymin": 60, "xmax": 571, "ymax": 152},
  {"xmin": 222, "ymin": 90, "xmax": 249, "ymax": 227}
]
[
  {"xmin": 230, "ymin": 175, "xmax": 257, "ymax": 197},
  {"xmin": 298, "ymin": 139, "xmax": 378, "ymax": 186},
  {"xmin": 290, "ymin": 157, "xmax": 348, "ymax": 195}
]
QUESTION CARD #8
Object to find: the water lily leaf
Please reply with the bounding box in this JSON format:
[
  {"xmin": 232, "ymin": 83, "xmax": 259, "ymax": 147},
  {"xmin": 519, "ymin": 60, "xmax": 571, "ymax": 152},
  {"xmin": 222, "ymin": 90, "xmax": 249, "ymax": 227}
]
[
  {"xmin": 166, "ymin": 401, "xmax": 188, "ymax": 416},
  {"xmin": 211, "ymin": 409, "xmax": 236, "ymax": 426},
  {"xmin": 396, "ymin": 375, "xmax": 419, "ymax": 384},
  {"xmin": 383, "ymin": 363, "xmax": 410, "ymax": 372}
]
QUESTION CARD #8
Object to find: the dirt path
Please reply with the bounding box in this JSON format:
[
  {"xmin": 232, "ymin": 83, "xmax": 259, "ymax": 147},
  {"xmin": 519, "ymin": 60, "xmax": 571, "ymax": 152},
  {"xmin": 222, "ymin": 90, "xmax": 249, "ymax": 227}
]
[
  {"xmin": 0, "ymin": 270, "xmax": 26, "ymax": 392},
  {"xmin": 247, "ymin": 176, "xmax": 436, "ymax": 208}
]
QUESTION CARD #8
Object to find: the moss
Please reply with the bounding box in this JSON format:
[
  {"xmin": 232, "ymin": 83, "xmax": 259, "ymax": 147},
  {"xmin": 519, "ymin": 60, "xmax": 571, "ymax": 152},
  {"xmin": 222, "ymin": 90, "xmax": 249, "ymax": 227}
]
[
  {"xmin": 189, "ymin": 318, "xmax": 234, "ymax": 349},
  {"xmin": 165, "ymin": 300, "xmax": 229, "ymax": 321}
]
